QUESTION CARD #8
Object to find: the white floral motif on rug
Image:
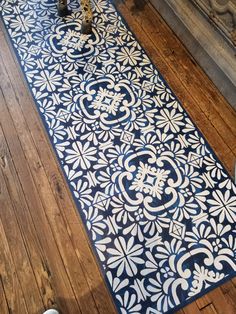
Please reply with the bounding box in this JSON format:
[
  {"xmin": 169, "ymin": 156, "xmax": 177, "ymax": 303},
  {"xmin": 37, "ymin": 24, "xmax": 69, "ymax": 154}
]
[{"xmin": 1, "ymin": 0, "xmax": 236, "ymax": 313}]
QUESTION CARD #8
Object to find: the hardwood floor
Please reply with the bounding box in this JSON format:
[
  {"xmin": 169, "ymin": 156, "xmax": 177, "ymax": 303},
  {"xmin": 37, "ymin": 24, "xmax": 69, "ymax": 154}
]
[{"xmin": 0, "ymin": 0, "xmax": 235, "ymax": 313}]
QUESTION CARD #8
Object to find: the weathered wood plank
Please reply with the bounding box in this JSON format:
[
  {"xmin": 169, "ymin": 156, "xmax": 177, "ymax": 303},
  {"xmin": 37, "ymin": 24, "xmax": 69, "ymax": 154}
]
[
  {"xmin": 0, "ymin": 210, "xmax": 28, "ymax": 313},
  {"xmin": 183, "ymin": 302, "xmax": 202, "ymax": 314},
  {"xmin": 0, "ymin": 274, "xmax": 11, "ymax": 314},
  {"xmin": 0, "ymin": 125, "xmax": 44, "ymax": 313},
  {"xmin": 200, "ymin": 304, "xmax": 218, "ymax": 314},
  {"xmin": 196, "ymin": 295, "xmax": 212, "ymax": 310}
]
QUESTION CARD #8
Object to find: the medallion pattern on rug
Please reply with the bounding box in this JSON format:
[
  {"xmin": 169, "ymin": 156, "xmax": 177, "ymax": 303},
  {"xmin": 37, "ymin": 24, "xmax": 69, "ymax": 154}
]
[{"xmin": 1, "ymin": 0, "xmax": 236, "ymax": 313}]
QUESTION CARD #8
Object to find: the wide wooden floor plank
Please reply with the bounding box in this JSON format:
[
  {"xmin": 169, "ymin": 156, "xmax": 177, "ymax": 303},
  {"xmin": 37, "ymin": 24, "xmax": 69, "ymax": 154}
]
[
  {"xmin": 0, "ymin": 211, "xmax": 29, "ymax": 313},
  {"xmin": 0, "ymin": 127, "xmax": 45, "ymax": 313},
  {"xmin": 0, "ymin": 267, "xmax": 11, "ymax": 314},
  {"xmin": 200, "ymin": 304, "xmax": 218, "ymax": 314},
  {"xmin": 196, "ymin": 295, "xmax": 212, "ymax": 311},
  {"xmin": 183, "ymin": 302, "xmax": 202, "ymax": 314}
]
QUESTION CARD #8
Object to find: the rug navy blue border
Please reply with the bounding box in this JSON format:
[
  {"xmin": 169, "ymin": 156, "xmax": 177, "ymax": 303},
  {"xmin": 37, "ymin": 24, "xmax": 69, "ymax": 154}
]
[{"xmin": 1, "ymin": 0, "xmax": 235, "ymax": 313}]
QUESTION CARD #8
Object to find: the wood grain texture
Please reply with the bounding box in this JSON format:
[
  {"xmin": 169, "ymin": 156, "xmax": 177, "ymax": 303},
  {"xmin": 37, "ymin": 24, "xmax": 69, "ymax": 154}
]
[
  {"xmin": 0, "ymin": 125, "xmax": 44, "ymax": 314},
  {"xmin": 0, "ymin": 0, "xmax": 235, "ymax": 313},
  {"xmin": 0, "ymin": 204, "xmax": 28, "ymax": 313},
  {"xmin": 0, "ymin": 274, "xmax": 10, "ymax": 314}
]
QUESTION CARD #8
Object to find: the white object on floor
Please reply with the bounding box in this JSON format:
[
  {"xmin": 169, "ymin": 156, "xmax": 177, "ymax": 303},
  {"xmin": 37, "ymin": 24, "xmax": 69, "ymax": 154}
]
[{"xmin": 43, "ymin": 310, "xmax": 59, "ymax": 314}]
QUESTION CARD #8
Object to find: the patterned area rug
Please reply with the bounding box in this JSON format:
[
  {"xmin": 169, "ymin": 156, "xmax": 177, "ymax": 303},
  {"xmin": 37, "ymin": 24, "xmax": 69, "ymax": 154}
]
[{"xmin": 1, "ymin": 1, "xmax": 236, "ymax": 313}]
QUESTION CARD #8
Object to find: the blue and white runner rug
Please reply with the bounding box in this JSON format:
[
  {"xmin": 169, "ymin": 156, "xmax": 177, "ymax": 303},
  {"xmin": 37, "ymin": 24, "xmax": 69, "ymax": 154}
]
[{"xmin": 1, "ymin": 0, "xmax": 236, "ymax": 313}]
